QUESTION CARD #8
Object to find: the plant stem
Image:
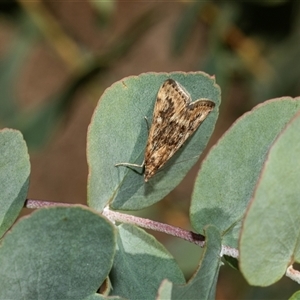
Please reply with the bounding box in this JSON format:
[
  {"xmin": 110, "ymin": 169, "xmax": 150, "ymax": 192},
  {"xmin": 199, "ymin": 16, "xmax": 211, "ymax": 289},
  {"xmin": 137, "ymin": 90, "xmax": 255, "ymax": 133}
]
[
  {"xmin": 24, "ymin": 199, "xmax": 240, "ymax": 257},
  {"xmin": 25, "ymin": 199, "xmax": 72, "ymax": 209},
  {"xmin": 25, "ymin": 199, "xmax": 205, "ymax": 246},
  {"xmin": 103, "ymin": 207, "xmax": 205, "ymax": 247}
]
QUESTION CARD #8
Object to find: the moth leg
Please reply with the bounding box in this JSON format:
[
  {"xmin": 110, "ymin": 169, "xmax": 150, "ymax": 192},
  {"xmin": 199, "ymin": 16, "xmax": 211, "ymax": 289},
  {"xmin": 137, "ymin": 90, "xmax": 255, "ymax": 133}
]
[
  {"xmin": 115, "ymin": 160, "xmax": 145, "ymax": 169},
  {"xmin": 144, "ymin": 116, "xmax": 150, "ymax": 132},
  {"xmin": 115, "ymin": 117, "xmax": 148, "ymax": 172}
]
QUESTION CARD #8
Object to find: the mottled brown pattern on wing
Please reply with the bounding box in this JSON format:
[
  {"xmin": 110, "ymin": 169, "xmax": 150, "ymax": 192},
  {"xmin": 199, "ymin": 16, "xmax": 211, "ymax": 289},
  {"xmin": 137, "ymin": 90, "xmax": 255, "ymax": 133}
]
[{"xmin": 144, "ymin": 79, "xmax": 215, "ymax": 182}]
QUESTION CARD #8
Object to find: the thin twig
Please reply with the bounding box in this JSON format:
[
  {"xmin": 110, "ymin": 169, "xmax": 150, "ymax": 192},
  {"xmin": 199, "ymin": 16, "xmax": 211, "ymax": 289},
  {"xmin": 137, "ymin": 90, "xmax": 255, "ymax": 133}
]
[
  {"xmin": 24, "ymin": 199, "xmax": 300, "ymax": 285},
  {"xmin": 24, "ymin": 199, "xmax": 240, "ymax": 255},
  {"xmin": 103, "ymin": 207, "xmax": 205, "ymax": 247},
  {"xmin": 221, "ymin": 244, "xmax": 239, "ymax": 258},
  {"xmin": 25, "ymin": 199, "xmax": 71, "ymax": 209},
  {"xmin": 25, "ymin": 199, "xmax": 205, "ymax": 246}
]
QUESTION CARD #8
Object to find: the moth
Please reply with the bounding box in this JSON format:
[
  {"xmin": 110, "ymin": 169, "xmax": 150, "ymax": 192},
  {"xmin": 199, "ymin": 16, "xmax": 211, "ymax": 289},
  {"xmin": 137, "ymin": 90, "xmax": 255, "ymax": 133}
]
[{"xmin": 115, "ymin": 78, "xmax": 215, "ymax": 182}]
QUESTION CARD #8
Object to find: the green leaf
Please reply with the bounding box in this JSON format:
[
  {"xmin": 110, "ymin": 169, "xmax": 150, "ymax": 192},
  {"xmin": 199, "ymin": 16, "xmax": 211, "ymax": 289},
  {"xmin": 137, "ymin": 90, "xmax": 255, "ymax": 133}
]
[
  {"xmin": 240, "ymin": 111, "xmax": 300, "ymax": 286},
  {"xmin": 158, "ymin": 225, "xmax": 222, "ymax": 300},
  {"xmin": 109, "ymin": 223, "xmax": 185, "ymax": 299},
  {"xmin": 83, "ymin": 295, "xmax": 103, "ymax": 300},
  {"xmin": 0, "ymin": 10, "xmax": 156, "ymax": 149},
  {"xmin": 0, "ymin": 129, "xmax": 30, "ymax": 238},
  {"xmin": 191, "ymin": 97, "xmax": 300, "ymax": 248},
  {"xmin": 87, "ymin": 72, "xmax": 220, "ymax": 211},
  {"xmin": 0, "ymin": 206, "xmax": 116, "ymax": 299},
  {"xmin": 289, "ymin": 291, "xmax": 300, "ymax": 300}
]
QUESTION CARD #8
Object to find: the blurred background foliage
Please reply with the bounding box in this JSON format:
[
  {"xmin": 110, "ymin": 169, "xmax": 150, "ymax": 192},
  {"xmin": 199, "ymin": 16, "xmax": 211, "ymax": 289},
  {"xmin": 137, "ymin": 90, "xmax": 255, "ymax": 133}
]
[{"xmin": 1, "ymin": 0, "xmax": 300, "ymax": 299}]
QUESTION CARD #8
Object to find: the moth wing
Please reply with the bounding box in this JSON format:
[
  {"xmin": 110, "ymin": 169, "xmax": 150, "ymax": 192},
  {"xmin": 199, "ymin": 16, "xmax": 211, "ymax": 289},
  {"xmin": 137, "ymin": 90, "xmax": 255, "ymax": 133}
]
[
  {"xmin": 144, "ymin": 79, "xmax": 215, "ymax": 181},
  {"xmin": 176, "ymin": 99, "xmax": 215, "ymax": 145}
]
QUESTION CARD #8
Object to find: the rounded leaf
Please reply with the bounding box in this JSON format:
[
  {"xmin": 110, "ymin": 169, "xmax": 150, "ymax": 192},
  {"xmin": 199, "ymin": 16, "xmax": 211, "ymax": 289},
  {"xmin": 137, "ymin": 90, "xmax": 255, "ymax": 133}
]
[
  {"xmin": 289, "ymin": 291, "xmax": 300, "ymax": 300},
  {"xmin": 170, "ymin": 225, "xmax": 222, "ymax": 300},
  {"xmin": 0, "ymin": 129, "xmax": 30, "ymax": 238},
  {"xmin": 109, "ymin": 223, "xmax": 185, "ymax": 299},
  {"xmin": 87, "ymin": 72, "xmax": 220, "ymax": 211},
  {"xmin": 0, "ymin": 206, "xmax": 116, "ymax": 299},
  {"xmin": 191, "ymin": 97, "xmax": 300, "ymax": 247},
  {"xmin": 240, "ymin": 111, "xmax": 300, "ymax": 286}
]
